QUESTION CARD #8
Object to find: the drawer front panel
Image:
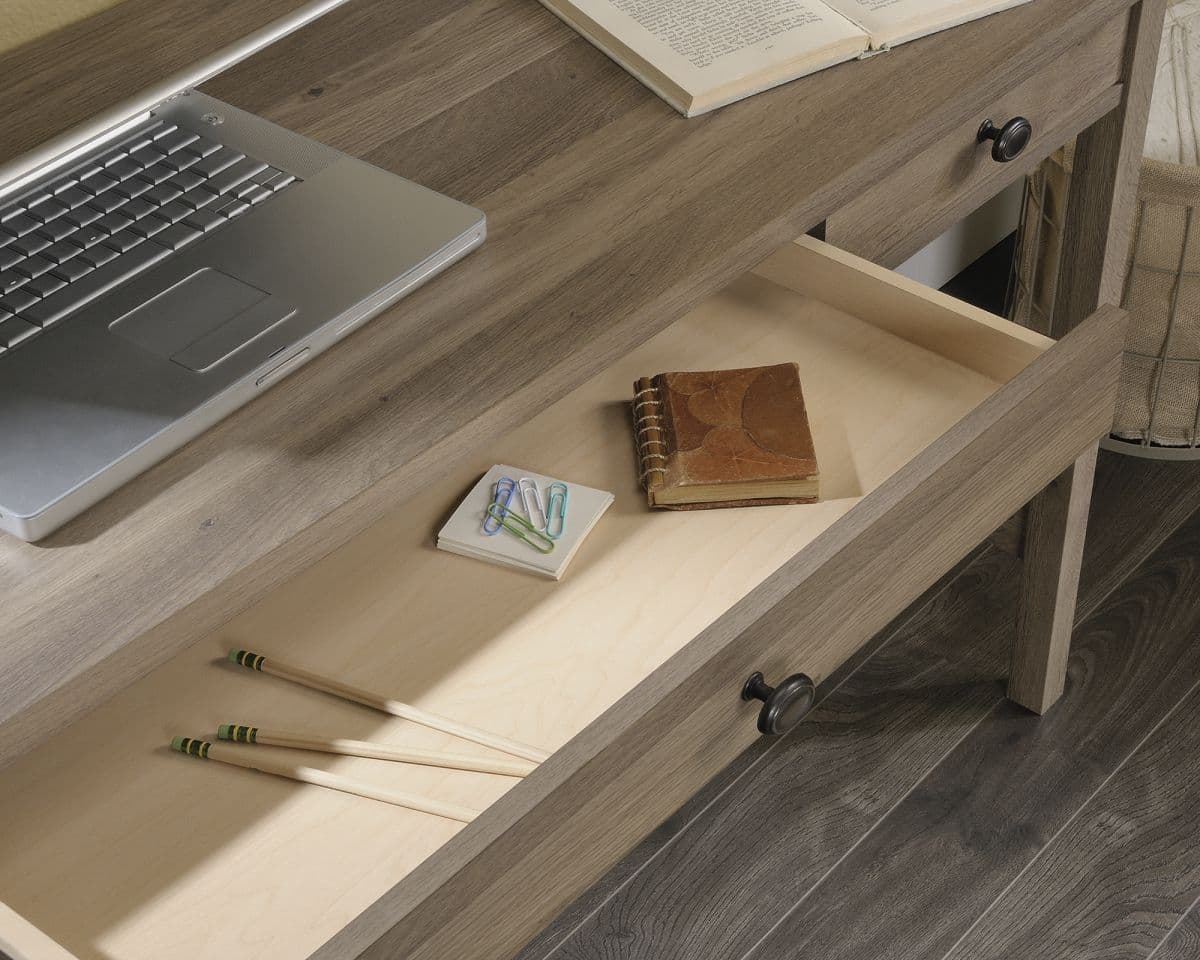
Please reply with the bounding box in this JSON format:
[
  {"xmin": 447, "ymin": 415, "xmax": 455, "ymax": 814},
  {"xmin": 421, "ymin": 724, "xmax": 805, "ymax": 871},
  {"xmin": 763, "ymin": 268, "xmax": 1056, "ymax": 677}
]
[
  {"xmin": 336, "ymin": 304, "xmax": 1125, "ymax": 960},
  {"xmin": 827, "ymin": 13, "xmax": 1128, "ymax": 268}
]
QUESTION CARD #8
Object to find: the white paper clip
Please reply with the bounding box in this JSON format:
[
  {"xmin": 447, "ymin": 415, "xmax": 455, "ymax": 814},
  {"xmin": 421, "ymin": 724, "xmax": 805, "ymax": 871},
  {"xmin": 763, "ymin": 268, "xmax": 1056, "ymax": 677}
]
[{"xmin": 518, "ymin": 478, "xmax": 547, "ymax": 530}]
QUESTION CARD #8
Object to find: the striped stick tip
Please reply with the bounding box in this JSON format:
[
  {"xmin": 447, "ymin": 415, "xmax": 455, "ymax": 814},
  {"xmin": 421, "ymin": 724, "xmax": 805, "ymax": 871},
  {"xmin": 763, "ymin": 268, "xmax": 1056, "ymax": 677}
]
[
  {"xmin": 170, "ymin": 735, "xmax": 212, "ymax": 758},
  {"xmin": 219, "ymin": 724, "xmax": 258, "ymax": 743},
  {"xmin": 228, "ymin": 649, "xmax": 265, "ymax": 670}
]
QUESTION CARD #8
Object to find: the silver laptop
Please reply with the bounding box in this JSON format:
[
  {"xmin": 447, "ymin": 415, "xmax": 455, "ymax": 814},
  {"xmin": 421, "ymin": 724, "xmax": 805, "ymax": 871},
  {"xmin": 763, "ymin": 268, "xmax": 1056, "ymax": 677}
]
[{"xmin": 0, "ymin": 0, "xmax": 485, "ymax": 542}]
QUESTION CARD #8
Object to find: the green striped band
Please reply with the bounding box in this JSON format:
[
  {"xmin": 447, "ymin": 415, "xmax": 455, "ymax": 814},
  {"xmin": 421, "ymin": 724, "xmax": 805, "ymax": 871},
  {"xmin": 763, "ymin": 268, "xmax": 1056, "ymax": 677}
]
[
  {"xmin": 228, "ymin": 649, "xmax": 267, "ymax": 671},
  {"xmin": 170, "ymin": 736, "xmax": 211, "ymax": 759},
  {"xmin": 218, "ymin": 724, "xmax": 258, "ymax": 743}
]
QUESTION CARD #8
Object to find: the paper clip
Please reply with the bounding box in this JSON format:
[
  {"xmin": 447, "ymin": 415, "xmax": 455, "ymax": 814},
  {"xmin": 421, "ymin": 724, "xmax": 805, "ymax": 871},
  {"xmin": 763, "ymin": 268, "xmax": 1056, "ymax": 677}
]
[
  {"xmin": 486, "ymin": 502, "xmax": 555, "ymax": 554},
  {"xmin": 545, "ymin": 482, "xmax": 568, "ymax": 540},
  {"xmin": 518, "ymin": 478, "xmax": 547, "ymax": 530},
  {"xmin": 482, "ymin": 476, "xmax": 517, "ymax": 536}
]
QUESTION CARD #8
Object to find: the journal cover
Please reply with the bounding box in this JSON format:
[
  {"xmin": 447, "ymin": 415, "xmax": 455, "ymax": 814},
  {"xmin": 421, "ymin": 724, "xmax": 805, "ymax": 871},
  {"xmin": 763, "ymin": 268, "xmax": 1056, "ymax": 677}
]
[{"xmin": 633, "ymin": 362, "xmax": 819, "ymax": 510}]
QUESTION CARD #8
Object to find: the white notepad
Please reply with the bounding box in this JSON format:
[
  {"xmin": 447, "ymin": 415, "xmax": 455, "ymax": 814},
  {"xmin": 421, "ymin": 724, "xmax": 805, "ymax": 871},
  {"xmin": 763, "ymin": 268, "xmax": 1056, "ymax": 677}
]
[{"xmin": 437, "ymin": 464, "xmax": 614, "ymax": 580}]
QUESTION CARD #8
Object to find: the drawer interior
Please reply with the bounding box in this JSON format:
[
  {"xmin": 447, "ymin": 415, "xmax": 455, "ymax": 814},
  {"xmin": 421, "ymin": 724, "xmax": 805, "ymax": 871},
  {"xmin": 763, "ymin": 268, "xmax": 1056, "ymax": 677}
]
[{"xmin": 0, "ymin": 238, "xmax": 1051, "ymax": 960}]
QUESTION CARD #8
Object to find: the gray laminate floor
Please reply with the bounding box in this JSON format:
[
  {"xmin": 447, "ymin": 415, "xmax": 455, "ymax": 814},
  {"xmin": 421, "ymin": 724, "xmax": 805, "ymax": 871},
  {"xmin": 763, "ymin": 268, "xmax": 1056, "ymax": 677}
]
[{"xmin": 517, "ymin": 448, "xmax": 1200, "ymax": 960}]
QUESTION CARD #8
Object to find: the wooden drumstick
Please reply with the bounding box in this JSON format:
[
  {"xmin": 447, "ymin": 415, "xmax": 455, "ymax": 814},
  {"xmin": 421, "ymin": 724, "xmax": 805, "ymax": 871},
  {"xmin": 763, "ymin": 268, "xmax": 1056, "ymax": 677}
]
[
  {"xmin": 170, "ymin": 736, "xmax": 478, "ymax": 822},
  {"xmin": 218, "ymin": 723, "xmax": 536, "ymax": 777},
  {"xmin": 227, "ymin": 650, "xmax": 550, "ymax": 764}
]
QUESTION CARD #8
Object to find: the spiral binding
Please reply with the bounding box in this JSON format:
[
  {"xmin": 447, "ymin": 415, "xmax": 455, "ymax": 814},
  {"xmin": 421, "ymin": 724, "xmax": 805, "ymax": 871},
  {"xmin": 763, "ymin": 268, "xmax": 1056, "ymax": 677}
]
[{"xmin": 633, "ymin": 383, "xmax": 668, "ymax": 488}]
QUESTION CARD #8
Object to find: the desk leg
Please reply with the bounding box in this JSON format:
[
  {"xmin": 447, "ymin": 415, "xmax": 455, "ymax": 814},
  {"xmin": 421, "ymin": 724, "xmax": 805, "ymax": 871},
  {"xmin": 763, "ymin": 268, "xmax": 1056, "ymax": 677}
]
[
  {"xmin": 1010, "ymin": 445, "xmax": 1097, "ymax": 713},
  {"xmin": 1009, "ymin": 0, "xmax": 1167, "ymax": 714}
]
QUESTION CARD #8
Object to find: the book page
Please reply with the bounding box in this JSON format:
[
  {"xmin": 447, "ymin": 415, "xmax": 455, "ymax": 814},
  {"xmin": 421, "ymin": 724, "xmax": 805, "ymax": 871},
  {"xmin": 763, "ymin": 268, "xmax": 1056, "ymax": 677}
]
[
  {"xmin": 542, "ymin": 0, "xmax": 868, "ymax": 114},
  {"xmin": 824, "ymin": 0, "xmax": 1034, "ymax": 49}
]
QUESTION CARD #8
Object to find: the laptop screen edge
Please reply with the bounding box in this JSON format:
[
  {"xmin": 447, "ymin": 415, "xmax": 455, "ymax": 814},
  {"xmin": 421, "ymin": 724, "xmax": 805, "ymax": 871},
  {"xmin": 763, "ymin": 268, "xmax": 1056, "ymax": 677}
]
[{"xmin": 0, "ymin": 0, "xmax": 351, "ymax": 203}]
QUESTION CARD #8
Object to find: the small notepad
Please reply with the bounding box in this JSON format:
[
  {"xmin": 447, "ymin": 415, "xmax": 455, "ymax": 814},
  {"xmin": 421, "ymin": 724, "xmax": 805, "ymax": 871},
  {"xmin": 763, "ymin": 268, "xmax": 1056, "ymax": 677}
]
[{"xmin": 437, "ymin": 464, "xmax": 614, "ymax": 580}]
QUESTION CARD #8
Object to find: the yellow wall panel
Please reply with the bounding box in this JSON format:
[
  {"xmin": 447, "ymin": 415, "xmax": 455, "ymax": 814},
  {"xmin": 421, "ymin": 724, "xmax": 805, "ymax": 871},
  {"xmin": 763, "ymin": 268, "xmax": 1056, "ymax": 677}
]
[{"xmin": 0, "ymin": 0, "xmax": 126, "ymax": 54}]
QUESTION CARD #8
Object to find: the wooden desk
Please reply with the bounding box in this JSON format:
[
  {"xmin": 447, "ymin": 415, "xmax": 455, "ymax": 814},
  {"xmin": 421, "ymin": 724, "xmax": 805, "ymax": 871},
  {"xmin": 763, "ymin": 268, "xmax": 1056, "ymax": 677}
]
[{"xmin": 0, "ymin": 0, "xmax": 1165, "ymax": 958}]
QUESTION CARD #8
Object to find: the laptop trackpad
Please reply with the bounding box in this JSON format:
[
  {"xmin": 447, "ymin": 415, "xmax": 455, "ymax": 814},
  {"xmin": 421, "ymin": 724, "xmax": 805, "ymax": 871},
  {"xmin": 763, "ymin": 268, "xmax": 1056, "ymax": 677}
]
[{"xmin": 110, "ymin": 268, "xmax": 297, "ymax": 373}]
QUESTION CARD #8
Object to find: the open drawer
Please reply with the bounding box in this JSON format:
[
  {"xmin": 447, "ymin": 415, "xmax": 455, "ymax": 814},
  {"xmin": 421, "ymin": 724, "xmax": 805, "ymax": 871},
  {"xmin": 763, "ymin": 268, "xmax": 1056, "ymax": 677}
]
[{"xmin": 0, "ymin": 238, "xmax": 1124, "ymax": 960}]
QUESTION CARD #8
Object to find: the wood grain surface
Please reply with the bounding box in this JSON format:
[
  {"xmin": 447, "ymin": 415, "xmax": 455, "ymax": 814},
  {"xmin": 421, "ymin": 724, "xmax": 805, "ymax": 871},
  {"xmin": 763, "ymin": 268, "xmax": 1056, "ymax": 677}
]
[
  {"xmin": 545, "ymin": 544, "xmax": 1018, "ymax": 960},
  {"xmin": 943, "ymin": 685, "xmax": 1200, "ymax": 958},
  {"xmin": 1074, "ymin": 451, "xmax": 1200, "ymax": 621},
  {"xmin": 741, "ymin": 493, "xmax": 1200, "ymax": 960},
  {"xmin": 1009, "ymin": 444, "xmax": 1099, "ymax": 713},
  {"xmin": 1010, "ymin": 0, "xmax": 1167, "ymax": 716},
  {"xmin": 335, "ymin": 309, "xmax": 1122, "ymax": 960},
  {"xmin": 0, "ymin": 0, "xmax": 311, "ymax": 170},
  {"xmin": 0, "ymin": 240, "xmax": 1053, "ymax": 960},
  {"xmin": 1054, "ymin": 0, "xmax": 1171, "ymax": 332},
  {"xmin": 1001, "ymin": 433, "xmax": 1200, "ymax": 626},
  {"xmin": 828, "ymin": 13, "xmax": 1126, "ymax": 268},
  {"xmin": 0, "ymin": 290, "xmax": 1122, "ymax": 960},
  {"xmin": 526, "ymin": 452, "xmax": 1200, "ymax": 960},
  {"xmin": 0, "ymin": 0, "xmax": 1141, "ymax": 766},
  {"xmin": 1153, "ymin": 907, "xmax": 1200, "ymax": 960},
  {"xmin": 513, "ymin": 533, "xmax": 1007, "ymax": 960}
]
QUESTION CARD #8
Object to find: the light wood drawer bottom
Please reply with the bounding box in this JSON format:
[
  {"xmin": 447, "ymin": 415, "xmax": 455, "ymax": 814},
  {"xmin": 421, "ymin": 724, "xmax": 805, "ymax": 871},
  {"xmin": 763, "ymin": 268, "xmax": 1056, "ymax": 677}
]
[{"xmin": 0, "ymin": 240, "xmax": 1122, "ymax": 960}]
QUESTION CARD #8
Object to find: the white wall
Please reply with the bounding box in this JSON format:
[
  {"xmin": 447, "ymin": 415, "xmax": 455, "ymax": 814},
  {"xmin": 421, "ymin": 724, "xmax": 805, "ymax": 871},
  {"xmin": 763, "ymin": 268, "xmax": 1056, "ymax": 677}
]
[{"xmin": 895, "ymin": 182, "xmax": 1023, "ymax": 290}]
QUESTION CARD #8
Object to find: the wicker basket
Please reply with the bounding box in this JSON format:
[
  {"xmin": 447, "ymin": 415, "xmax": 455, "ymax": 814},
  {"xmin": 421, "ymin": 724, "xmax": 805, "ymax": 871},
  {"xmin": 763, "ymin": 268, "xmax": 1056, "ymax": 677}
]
[
  {"xmin": 1006, "ymin": 147, "xmax": 1071, "ymax": 337},
  {"xmin": 1009, "ymin": 148, "xmax": 1200, "ymax": 458},
  {"xmin": 1009, "ymin": 2, "xmax": 1200, "ymax": 458}
]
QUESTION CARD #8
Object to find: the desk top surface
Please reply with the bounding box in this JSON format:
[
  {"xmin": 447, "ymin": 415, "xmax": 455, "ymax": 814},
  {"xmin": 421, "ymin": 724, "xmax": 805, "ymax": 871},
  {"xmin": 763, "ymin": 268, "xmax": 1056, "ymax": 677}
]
[{"xmin": 0, "ymin": 0, "xmax": 1131, "ymax": 756}]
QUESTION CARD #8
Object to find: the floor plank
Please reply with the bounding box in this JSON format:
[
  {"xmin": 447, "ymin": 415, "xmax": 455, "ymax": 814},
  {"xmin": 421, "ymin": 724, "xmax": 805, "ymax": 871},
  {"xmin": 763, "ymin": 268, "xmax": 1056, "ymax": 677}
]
[
  {"xmin": 1074, "ymin": 451, "xmax": 1200, "ymax": 624},
  {"xmin": 989, "ymin": 449, "xmax": 1200, "ymax": 614},
  {"xmin": 941, "ymin": 683, "xmax": 1200, "ymax": 959},
  {"xmin": 741, "ymin": 508, "xmax": 1200, "ymax": 960},
  {"xmin": 1151, "ymin": 901, "xmax": 1200, "ymax": 960}
]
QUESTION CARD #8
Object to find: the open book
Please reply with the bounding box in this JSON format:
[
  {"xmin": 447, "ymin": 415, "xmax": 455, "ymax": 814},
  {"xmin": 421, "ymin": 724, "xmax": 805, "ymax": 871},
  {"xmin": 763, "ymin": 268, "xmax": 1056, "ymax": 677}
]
[{"xmin": 539, "ymin": 0, "xmax": 1034, "ymax": 116}]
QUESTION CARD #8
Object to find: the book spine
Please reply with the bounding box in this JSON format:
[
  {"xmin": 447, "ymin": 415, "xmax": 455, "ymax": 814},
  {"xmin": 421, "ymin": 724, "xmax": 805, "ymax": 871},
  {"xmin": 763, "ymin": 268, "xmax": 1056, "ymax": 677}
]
[{"xmin": 633, "ymin": 375, "xmax": 668, "ymax": 496}]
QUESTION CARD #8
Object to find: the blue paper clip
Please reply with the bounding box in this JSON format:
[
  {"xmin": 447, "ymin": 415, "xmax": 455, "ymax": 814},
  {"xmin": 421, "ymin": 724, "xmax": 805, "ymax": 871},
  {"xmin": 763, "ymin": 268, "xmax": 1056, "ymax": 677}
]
[
  {"xmin": 486, "ymin": 502, "xmax": 555, "ymax": 554},
  {"xmin": 482, "ymin": 476, "xmax": 517, "ymax": 536},
  {"xmin": 545, "ymin": 482, "xmax": 568, "ymax": 540}
]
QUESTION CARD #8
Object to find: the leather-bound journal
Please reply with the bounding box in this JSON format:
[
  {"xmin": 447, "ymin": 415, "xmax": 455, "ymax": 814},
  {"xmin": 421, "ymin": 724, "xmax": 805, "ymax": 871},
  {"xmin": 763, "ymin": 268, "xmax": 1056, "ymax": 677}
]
[{"xmin": 632, "ymin": 363, "xmax": 819, "ymax": 510}]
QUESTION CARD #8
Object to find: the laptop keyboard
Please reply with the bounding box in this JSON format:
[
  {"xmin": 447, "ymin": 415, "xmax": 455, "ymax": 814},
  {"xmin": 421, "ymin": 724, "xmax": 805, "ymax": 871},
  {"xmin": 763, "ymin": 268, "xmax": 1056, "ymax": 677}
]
[{"xmin": 0, "ymin": 119, "xmax": 299, "ymax": 357}]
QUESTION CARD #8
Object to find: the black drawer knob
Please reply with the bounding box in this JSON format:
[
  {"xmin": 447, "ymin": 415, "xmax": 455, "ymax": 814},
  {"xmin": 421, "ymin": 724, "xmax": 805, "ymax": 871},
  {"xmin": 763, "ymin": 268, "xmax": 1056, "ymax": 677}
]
[
  {"xmin": 977, "ymin": 117, "xmax": 1032, "ymax": 163},
  {"xmin": 741, "ymin": 672, "xmax": 815, "ymax": 736}
]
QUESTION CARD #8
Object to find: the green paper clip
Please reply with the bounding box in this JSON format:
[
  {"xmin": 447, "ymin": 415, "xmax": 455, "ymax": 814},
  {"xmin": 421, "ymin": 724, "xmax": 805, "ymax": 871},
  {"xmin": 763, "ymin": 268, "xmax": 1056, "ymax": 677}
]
[
  {"xmin": 486, "ymin": 502, "xmax": 555, "ymax": 555},
  {"xmin": 546, "ymin": 482, "xmax": 568, "ymax": 540}
]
